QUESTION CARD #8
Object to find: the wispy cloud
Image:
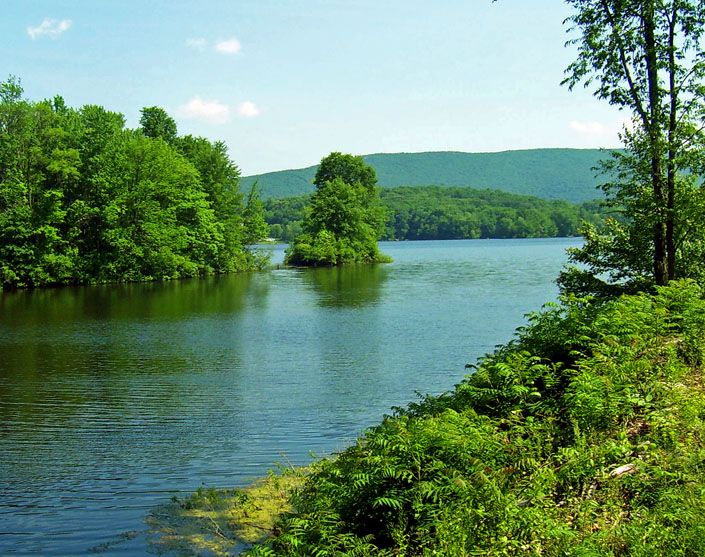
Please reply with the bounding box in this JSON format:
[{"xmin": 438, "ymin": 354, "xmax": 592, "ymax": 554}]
[
  {"xmin": 569, "ymin": 120, "xmax": 611, "ymax": 137},
  {"xmin": 27, "ymin": 18, "xmax": 72, "ymax": 40},
  {"xmin": 185, "ymin": 37, "xmax": 207, "ymax": 52},
  {"xmin": 237, "ymin": 101, "xmax": 261, "ymax": 118},
  {"xmin": 178, "ymin": 97, "xmax": 230, "ymax": 124},
  {"xmin": 569, "ymin": 118, "xmax": 634, "ymax": 146},
  {"xmin": 214, "ymin": 38, "xmax": 241, "ymax": 55}
]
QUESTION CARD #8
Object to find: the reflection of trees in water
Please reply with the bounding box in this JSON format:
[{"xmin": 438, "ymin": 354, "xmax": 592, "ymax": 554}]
[
  {"xmin": 0, "ymin": 272, "xmax": 270, "ymax": 325},
  {"xmin": 297, "ymin": 264, "xmax": 389, "ymax": 414},
  {"xmin": 0, "ymin": 273, "xmax": 270, "ymax": 470},
  {"xmin": 300, "ymin": 264, "xmax": 388, "ymax": 309}
]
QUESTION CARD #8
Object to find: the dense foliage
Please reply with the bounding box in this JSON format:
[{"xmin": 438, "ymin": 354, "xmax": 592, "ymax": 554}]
[
  {"xmin": 265, "ymin": 186, "xmax": 606, "ymax": 242},
  {"xmin": 559, "ymin": 1, "xmax": 705, "ymax": 295},
  {"xmin": 382, "ymin": 187, "xmax": 605, "ymax": 241},
  {"xmin": 243, "ymin": 149, "xmax": 610, "ymax": 202},
  {"xmin": 0, "ymin": 78, "xmax": 267, "ymax": 288},
  {"xmin": 246, "ymin": 280, "xmax": 705, "ymax": 555},
  {"xmin": 285, "ymin": 153, "xmax": 389, "ymax": 266}
]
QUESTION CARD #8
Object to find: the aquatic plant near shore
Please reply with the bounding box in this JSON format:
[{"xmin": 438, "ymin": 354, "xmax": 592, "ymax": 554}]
[{"xmin": 146, "ymin": 467, "xmax": 306, "ymax": 556}]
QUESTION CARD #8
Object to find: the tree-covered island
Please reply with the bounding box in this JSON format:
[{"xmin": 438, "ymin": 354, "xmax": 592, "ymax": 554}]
[{"xmin": 285, "ymin": 152, "xmax": 390, "ymax": 266}]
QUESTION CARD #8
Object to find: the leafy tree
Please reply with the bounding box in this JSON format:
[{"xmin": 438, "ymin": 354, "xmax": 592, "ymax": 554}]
[
  {"xmin": 313, "ymin": 151, "xmax": 377, "ymax": 195},
  {"xmin": 177, "ymin": 135, "xmax": 251, "ymax": 270},
  {"xmin": 560, "ymin": 128, "xmax": 705, "ymax": 296},
  {"xmin": 177, "ymin": 136, "xmax": 242, "ymax": 218},
  {"xmin": 560, "ymin": 0, "xmax": 705, "ymax": 294},
  {"xmin": 94, "ymin": 131, "xmax": 224, "ymax": 280},
  {"xmin": 0, "ymin": 77, "xmax": 262, "ymax": 288},
  {"xmin": 139, "ymin": 106, "xmax": 177, "ymax": 144},
  {"xmin": 285, "ymin": 153, "xmax": 388, "ymax": 266},
  {"xmin": 242, "ymin": 182, "xmax": 269, "ymax": 244},
  {"xmin": 0, "ymin": 79, "xmax": 77, "ymax": 286}
]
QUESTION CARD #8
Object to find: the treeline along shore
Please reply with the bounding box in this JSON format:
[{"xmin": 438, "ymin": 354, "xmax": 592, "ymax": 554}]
[
  {"xmin": 265, "ymin": 186, "xmax": 606, "ymax": 243},
  {"xmin": 0, "ymin": 77, "xmax": 268, "ymax": 289},
  {"xmin": 1, "ymin": 76, "xmax": 609, "ymax": 289}
]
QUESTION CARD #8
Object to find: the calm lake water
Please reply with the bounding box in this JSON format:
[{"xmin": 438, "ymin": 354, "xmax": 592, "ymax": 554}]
[{"xmin": 0, "ymin": 238, "xmax": 579, "ymax": 555}]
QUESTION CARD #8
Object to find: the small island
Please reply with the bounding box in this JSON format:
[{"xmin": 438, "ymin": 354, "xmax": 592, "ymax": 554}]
[{"xmin": 285, "ymin": 152, "xmax": 391, "ymax": 267}]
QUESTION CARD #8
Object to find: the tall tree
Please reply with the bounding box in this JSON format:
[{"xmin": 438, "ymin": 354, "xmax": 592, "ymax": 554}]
[
  {"xmin": 242, "ymin": 182, "xmax": 269, "ymax": 245},
  {"xmin": 139, "ymin": 106, "xmax": 177, "ymax": 144},
  {"xmin": 177, "ymin": 135, "xmax": 250, "ymax": 269},
  {"xmin": 0, "ymin": 78, "xmax": 77, "ymax": 286},
  {"xmin": 561, "ymin": 0, "xmax": 705, "ymax": 292}
]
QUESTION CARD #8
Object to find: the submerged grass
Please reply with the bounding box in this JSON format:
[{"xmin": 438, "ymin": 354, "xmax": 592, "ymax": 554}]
[{"xmin": 146, "ymin": 468, "xmax": 306, "ymax": 556}]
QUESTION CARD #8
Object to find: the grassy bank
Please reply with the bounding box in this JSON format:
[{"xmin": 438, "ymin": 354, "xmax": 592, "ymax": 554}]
[{"xmin": 155, "ymin": 280, "xmax": 705, "ymax": 556}]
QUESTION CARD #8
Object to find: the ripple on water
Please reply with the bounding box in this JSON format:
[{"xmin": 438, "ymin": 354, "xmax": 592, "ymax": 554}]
[{"xmin": 0, "ymin": 238, "xmax": 580, "ymax": 555}]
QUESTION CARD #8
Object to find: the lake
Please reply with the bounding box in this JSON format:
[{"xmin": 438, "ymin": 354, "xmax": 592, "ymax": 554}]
[{"xmin": 0, "ymin": 238, "xmax": 580, "ymax": 555}]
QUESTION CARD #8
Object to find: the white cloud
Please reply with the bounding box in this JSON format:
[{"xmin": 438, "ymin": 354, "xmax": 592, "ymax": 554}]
[
  {"xmin": 237, "ymin": 101, "xmax": 261, "ymax": 118},
  {"xmin": 214, "ymin": 37, "xmax": 241, "ymax": 55},
  {"xmin": 177, "ymin": 97, "xmax": 230, "ymax": 124},
  {"xmin": 27, "ymin": 18, "xmax": 72, "ymax": 40},
  {"xmin": 186, "ymin": 37, "xmax": 207, "ymax": 51},
  {"xmin": 569, "ymin": 120, "xmax": 611, "ymax": 137},
  {"xmin": 569, "ymin": 118, "xmax": 637, "ymax": 146}
]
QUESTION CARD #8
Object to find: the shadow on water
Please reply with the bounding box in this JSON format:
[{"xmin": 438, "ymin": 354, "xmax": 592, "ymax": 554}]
[
  {"xmin": 298, "ymin": 264, "xmax": 388, "ymax": 309},
  {"xmin": 0, "ymin": 272, "xmax": 270, "ymax": 326}
]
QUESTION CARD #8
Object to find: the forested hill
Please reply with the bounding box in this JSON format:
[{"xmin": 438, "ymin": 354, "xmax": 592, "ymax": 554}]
[{"xmin": 243, "ymin": 148, "xmax": 613, "ymax": 202}]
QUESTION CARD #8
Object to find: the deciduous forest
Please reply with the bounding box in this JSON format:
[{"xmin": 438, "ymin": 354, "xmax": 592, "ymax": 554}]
[
  {"xmin": 0, "ymin": 78, "xmax": 267, "ymax": 289},
  {"xmin": 266, "ymin": 187, "xmax": 606, "ymax": 242}
]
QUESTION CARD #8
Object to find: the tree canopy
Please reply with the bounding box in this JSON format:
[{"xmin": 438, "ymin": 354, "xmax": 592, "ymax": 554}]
[
  {"xmin": 139, "ymin": 106, "xmax": 178, "ymax": 144},
  {"xmin": 559, "ymin": 0, "xmax": 705, "ymax": 296},
  {"xmin": 0, "ymin": 77, "xmax": 268, "ymax": 288},
  {"xmin": 285, "ymin": 152, "xmax": 389, "ymax": 266},
  {"xmin": 313, "ymin": 151, "xmax": 378, "ymax": 194}
]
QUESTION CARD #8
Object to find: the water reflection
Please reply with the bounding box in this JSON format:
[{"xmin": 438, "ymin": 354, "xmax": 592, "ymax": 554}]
[
  {"xmin": 0, "ymin": 272, "xmax": 277, "ymax": 543},
  {"xmin": 0, "ymin": 272, "xmax": 269, "ymax": 327},
  {"xmin": 0, "ymin": 239, "xmax": 578, "ymax": 556},
  {"xmin": 299, "ymin": 264, "xmax": 388, "ymax": 308}
]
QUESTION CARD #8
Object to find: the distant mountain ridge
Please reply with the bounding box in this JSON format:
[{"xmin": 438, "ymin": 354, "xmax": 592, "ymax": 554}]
[{"xmin": 242, "ymin": 148, "xmax": 615, "ymax": 203}]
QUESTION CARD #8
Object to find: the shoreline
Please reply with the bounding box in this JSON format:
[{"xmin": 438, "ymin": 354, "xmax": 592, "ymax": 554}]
[{"xmin": 146, "ymin": 467, "xmax": 307, "ymax": 556}]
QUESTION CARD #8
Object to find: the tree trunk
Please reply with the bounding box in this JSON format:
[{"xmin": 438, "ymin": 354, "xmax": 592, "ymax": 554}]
[
  {"xmin": 666, "ymin": 5, "xmax": 678, "ymax": 280},
  {"xmin": 644, "ymin": 1, "xmax": 668, "ymax": 285}
]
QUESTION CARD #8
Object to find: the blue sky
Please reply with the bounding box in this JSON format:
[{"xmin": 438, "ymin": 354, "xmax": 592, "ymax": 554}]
[{"xmin": 2, "ymin": 1, "xmax": 625, "ymax": 175}]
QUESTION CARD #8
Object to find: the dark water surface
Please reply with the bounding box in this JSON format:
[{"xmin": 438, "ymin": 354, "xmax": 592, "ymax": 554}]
[{"xmin": 0, "ymin": 238, "xmax": 579, "ymax": 555}]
